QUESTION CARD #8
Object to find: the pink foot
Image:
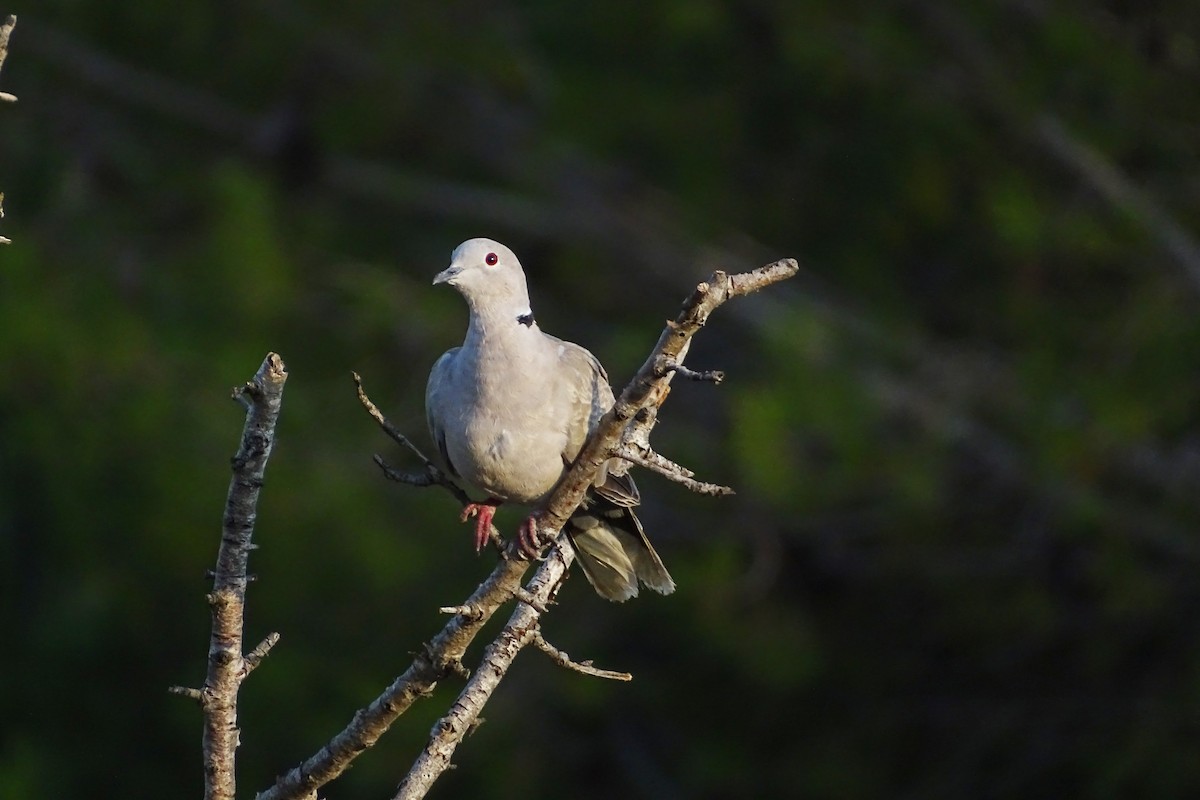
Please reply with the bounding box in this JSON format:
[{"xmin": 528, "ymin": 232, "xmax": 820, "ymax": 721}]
[
  {"xmin": 460, "ymin": 498, "xmax": 502, "ymax": 553},
  {"xmin": 517, "ymin": 515, "xmax": 543, "ymax": 560}
]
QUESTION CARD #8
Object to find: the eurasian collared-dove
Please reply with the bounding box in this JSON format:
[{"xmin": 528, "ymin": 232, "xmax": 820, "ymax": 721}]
[{"xmin": 426, "ymin": 238, "xmax": 675, "ymax": 602}]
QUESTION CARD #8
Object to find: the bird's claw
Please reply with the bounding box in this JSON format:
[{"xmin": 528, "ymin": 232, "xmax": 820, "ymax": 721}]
[
  {"xmin": 517, "ymin": 515, "xmax": 545, "ymax": 560},
  {"xmin": 460, "ymin": 499, "xmax": 501, "ymax": 553}
]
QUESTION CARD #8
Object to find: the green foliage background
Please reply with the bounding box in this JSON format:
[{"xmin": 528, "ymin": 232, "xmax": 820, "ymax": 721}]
[{"xmin": 3, "ymin": 2, "xmax": 1200, "ymax": 798}]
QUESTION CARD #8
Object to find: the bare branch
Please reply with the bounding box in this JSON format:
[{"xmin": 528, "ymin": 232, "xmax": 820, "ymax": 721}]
[
  {"xmin": 372, "ymin": 454, "xmax": 439, "ymax": 489},
  {"xmin": 659, "ymin": 360, "xmax": 724, "ymax": 384},
  {"xmin": 259, "ymin": 258, "xmax": 797, "ymax": 800},
  {"xmin": 614, "ymin": 444, "xmax": 735, "ymax": 497},
  {"xmin": 0, "ymin": 16, "xmax": 15, "ymax": 246},
  {"xmin": 531, "ymin": 631, "xmax": 632, "ymax": 682},
  {"xmin": 355, "ymin": 375, "xmax": 497, "ymax": 543},
  {"xmin": 255, "ymin": 555, "xmax": 533, "ymax": 800},
  {"xmin": 353, "ymin": 372, "xmax": 437, "ymax": 470},
  {"xmin": 393, "ymin": 548, "xmax": 570, "ymax": 800},
  {"xmin": 0, "ymin": 15, "xmax": 17, "ymax": 104},
  {"xmin": 243, "ymin": 632, "xmax": 282, "ymax": 677},
  {"xmin": 169, "ymin": 685, "xmax": 205, "ymax": 703},
  {"xmin": 395, "ymin": 258, "xmax": 798, "ymax": 799},
  {"xmin": 540, "ymin": 260, "xmax": 797, "ymax": 536},
  {"xmin": 170, "ymin": 353, "xmax": 287, "ymax": 800}
]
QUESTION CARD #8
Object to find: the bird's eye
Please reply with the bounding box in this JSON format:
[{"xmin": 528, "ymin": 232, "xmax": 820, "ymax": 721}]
[{"xmin": 485, "ymin": 252, "xmax": 498, "ymax": 266}]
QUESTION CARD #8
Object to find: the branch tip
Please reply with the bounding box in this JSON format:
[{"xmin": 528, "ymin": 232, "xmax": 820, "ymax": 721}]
[
  {"xmin": 531, "ymin": 632, "xmax": 632, "ymax": 682},
  {"xmin": 615, "ymin": 444, "xmax": 735, "ymax": 496},
  {"xmin": 663, "ymin": 361, "xmax": 725, "ymax": 384},
  {"xmin": 243, "ymin": 632, "xmax": 281, "ymax": 676},
  {"xmin": 439, "ymin": 604, "xmax": 484, "ymax": 620},
  {"xmin": 169, "ymin": 685, "xmax": 205, "ymax": 703}
]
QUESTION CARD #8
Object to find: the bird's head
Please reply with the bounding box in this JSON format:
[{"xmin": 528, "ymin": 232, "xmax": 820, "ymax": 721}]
[{"xmin": 433, "ymin": 238, "xmax": 533, "ymax": 319}]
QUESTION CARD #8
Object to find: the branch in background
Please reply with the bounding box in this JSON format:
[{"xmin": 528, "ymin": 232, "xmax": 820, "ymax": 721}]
[
  {"xmin": 393, "ymin": 258, "xmax": 798, "ymax": 800},
  {"xmin": 0, "ymin": 14, "xmax": 16, "ymax": 103},
  {"xmin": 909, "ymin": 1, "xmax": 1200, "ymax": 297},
  {"xmin": 169, "ymin": 353, "xmax": 288, "ymax": 800},
  {"xmin": 0, "ymin": 16, "xmax": 16, "ymax": 246}
]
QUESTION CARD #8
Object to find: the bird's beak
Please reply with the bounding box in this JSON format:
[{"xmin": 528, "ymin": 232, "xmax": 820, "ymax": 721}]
[{"xmin": 432, "ymin": 264, "xmax": 460, "ymax": 286}]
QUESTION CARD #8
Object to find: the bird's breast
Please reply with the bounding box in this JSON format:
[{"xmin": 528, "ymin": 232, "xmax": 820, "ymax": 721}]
[{"xmin": 447, "ymin": 408, "xmax": 568, "ymax": 505}]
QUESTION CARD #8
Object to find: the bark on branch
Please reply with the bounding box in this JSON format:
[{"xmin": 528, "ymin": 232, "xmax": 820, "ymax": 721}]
[{"xmin": 171, "ymin": 353, "xmax": 288, "ymax": 800}]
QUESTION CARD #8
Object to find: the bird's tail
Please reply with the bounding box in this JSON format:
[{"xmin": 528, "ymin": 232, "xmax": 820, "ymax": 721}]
[{"xmin": 564, "ymin": 482, "xmax": 675, "ymax": 602}]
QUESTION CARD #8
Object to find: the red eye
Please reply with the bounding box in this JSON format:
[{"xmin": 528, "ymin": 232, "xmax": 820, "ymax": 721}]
[{"xmin": 485, "ymin": 252, "xmax": 498, "ymax": 266}]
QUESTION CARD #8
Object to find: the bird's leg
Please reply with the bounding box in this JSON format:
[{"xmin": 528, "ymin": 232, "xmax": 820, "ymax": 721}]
[
  {"xmin": 460, "ymin": 498, "xmax": 503, "ymax": 553},
  {"xmin": 516, "ymin": 514, "xmax": 545, "ymax": 560}
]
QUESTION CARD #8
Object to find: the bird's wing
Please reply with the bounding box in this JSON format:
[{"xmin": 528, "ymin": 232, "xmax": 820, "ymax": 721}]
[
  {"xmin": 425, "ymin": 347, "xmax": 461, "ymax": 479},
  {"xmin": 542, "ymin": 333, "xmax": 614, "ymax": 465}
]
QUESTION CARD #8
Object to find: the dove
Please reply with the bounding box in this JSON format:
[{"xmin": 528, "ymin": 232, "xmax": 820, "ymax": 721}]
[{"xmin": 426, "ymin": 238, "xmax": 675, "ymax": 602}]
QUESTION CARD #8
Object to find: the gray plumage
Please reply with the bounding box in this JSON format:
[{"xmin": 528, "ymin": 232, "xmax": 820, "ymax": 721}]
[{"xmin": 426, "ymin": 238, "xmax": 675, "ymax": 602}]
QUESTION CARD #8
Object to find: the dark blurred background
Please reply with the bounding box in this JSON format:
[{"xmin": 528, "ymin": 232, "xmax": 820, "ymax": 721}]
[{"xmin": 3, "ymin": 2, "xmax": 1200, "ymax": 798}]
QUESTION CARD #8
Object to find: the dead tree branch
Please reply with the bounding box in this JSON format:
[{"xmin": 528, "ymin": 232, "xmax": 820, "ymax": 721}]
[
  {"xmin": 540, "ymin": 260, "xmax": 798, "ymax": 534},
  {"xmin": 0, "ymin": 15, "xmax": 16, "ymax": 246},
  {"xmin": 393, "ymin": 258, "xmax": 799, "ymax": 799},
  {"xmin": 170, "ymin": 353, "xmax": 288, "ymax": 800},
  {"xmin": 392, "ymin": 547, "xmax": 571, "ymax": 800},
  {"xmin": 0, "ymin": 14, "xmax": 16, "ymax": 103},
  {"xmin": 255, "ymin": 258, "xmax": 796, "ymax": 800},
  {"xmin": 530, "ymin": 630, "xmax": 633, "ymax": 682},
  {"xmin": 614, "ymin": 442, "xmax": 735, "ymax": 496},
  {"xmin": 256, "ymin": 555, "xmax": 533, "ymax": 800}
]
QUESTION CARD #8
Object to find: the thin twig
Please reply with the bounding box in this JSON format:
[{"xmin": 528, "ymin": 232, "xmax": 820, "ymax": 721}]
[
  {"xmin": 372, "ymin": 454, "xmax": 440, "ymax": 489},
  {"xmin": 355, "ymin": 376, "xmax": 498, "ymax": 544},
  {"xmin": 660, "ymin": 360, "xmax": 724, "ymax": 384},
  {"xmin": 614, "ymin": 444, "xmax": 735, "ymax": 496},
  {"xmin": 243, "ymin": 632, "xmax": 282, "ymax": 676},
  {"xmin": 531, "ymin": 631, "xmax": 633, "ymax": 682},
  {"xmin": 353, "ymin": 372, "xmax": 436, "ymax": 470},
  {"xmin": 169, "ymin": 685, "xmax": 205, "ymax": 703}
]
